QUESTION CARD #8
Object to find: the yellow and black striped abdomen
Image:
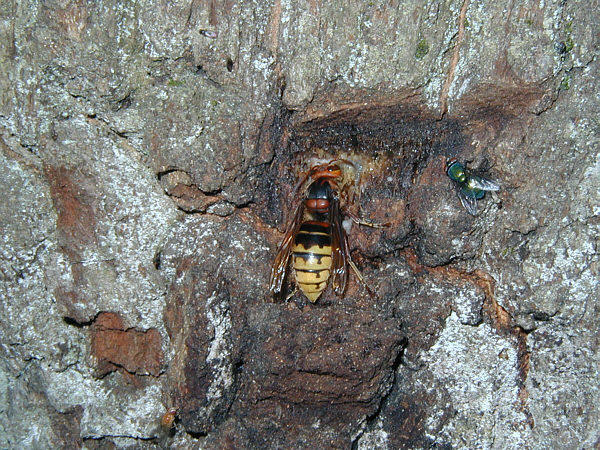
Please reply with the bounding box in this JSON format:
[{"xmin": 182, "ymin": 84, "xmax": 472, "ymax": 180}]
[{"xmin": 292, "ymin": 221, "xmax": 332, "ymax": 302}]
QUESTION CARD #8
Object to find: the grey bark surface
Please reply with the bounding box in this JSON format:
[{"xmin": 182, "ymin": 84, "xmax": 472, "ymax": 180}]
[{"xmin": 0, "ymin": 0, "xmax": 598, "ymax": 448}]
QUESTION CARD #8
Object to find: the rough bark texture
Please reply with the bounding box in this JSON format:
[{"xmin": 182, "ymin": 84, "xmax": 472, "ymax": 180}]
[{"xmin": 1, "ymin": 0, "xmax": 598, "ymax": 448}]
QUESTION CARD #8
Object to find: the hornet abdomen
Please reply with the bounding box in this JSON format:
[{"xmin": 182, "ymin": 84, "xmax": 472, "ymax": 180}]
[
  {"xmin": 292, "ymin": 220, "xmax": 332, "ymax": 302},
  {"xmin": 291, "ymin": 180, "xmax": 334, "ymax": 302}
]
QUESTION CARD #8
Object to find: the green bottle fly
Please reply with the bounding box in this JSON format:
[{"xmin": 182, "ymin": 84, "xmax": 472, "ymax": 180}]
[{"xmin": 446, "ymin": 158, "xmax": 500, "ymax": 215}]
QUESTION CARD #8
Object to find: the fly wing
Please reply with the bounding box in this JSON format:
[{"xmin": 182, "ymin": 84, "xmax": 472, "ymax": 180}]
[
  {"xmin": 457, "ymin": 187, "xmax": 479, "ymax": 215},
  {"xmin": 330, "ymin": 196, "xmax": 349, "ymax": 295},
  {"xmin": 469, "ymin": 174, "xmax": 500, "ymax": 191},
  {"xmin": 269, "ymin": 201, "xmax": 305, "ymax": 296}
]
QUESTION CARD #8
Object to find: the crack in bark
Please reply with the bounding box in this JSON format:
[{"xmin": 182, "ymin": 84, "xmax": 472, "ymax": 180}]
[
  {"xmin": 267, "ymin": 0, "xmax": 282, "ymax": 57},
  {"xmin": 93, "ymin": 358, "xmax": 165, "ymax": 379},
  {"xmin": 439, "ymin": 0, "xmax": 470, "ymax": 117},
  {"xmin": 515, "ymin": 327, "xmax": 534, "ymax": 429},
  {"xmin": 400, "ymin": 248, "xmax": 536, "ymax": 430},
  {"xmin": 83, "ymin": 434, "xmax": 158, "ymax": 442},
  {"xmin": 350, "ymin": 339, "xmax": 406, "ymax": 449}
]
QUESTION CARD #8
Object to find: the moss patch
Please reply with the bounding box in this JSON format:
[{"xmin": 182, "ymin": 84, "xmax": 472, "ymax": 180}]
[{"xmin": 414, "ymin": 39, "xmax": 429, "ymax": 60}]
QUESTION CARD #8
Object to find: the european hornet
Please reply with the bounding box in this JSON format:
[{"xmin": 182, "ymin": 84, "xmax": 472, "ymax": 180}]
[{"xmin": 269, "ymin": 159, "xmax": 386, "ymax": 302}]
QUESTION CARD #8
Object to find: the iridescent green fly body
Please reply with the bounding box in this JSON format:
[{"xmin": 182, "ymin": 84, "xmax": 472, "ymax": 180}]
[{"xmin": 446, "ymin": 158, "xmax": 500, "ymax": 215}]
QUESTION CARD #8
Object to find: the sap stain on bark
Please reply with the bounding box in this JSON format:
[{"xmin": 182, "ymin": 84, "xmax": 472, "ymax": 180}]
[
  {"xmin": 90, "ymin": 312, "xmax": 163, "ymax": 378},
  {"xmin": 46, "ymin": 165, "xmax": 97, "ymax": 249},
  {"xmin": 46, "ymin": 165, "xmax": 99, "ymax": 322},
  {"xmin": 160, "ymin": 86, "xmax": 546, "ymax": 446}
]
